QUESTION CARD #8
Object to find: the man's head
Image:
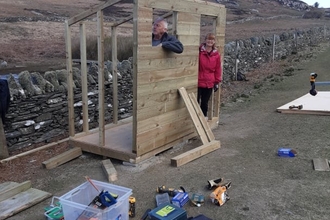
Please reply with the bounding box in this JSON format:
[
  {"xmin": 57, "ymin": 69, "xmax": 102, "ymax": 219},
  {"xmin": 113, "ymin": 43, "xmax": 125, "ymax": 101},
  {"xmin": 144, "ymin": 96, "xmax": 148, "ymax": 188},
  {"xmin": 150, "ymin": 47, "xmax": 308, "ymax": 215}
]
[{"xmin": 152, "ymin": 17, "xmax": 168, "ymax": 40}]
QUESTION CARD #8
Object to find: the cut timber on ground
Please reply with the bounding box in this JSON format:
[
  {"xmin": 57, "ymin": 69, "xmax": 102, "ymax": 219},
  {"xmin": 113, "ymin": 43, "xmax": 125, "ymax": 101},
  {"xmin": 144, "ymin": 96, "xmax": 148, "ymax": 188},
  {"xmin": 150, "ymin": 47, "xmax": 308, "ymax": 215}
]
[
  {"xmin": 102, "ymin": 159, "xmax": 118, "ymax": 182},
  {"xmin": 42, "ymin": 147, "xmax": 82, "ymax": 169},
  {"xmin": 0, "ymin": 181, "xmax": 51, "ymax": 220},
  {"xmin": 313, "ymin": 158, "xmax": 330, "ymax": 171},
  {"xmin": 171, "ymin": 140, "xmax": 220, "ymax": 167}
]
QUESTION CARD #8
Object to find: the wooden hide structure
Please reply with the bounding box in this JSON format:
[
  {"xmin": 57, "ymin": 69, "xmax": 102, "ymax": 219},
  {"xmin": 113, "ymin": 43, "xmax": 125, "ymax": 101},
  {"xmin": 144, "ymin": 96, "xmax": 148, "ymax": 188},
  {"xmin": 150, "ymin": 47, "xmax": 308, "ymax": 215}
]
[
  {"xmin": 65, "ymin": 0, "xmax": 226, "ymax": 163},
  {"xmin": 277, "ymin": 92, "xmax": 330, "ymax": 115}
]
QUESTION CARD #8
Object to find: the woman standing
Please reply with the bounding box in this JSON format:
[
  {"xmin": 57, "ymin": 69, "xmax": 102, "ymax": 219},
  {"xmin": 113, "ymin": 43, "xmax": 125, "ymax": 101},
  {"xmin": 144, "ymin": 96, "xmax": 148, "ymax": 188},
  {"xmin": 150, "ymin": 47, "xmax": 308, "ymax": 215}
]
[{"xmin": 198, "ymin": 33, "xmax": 222, "ymax": 117}]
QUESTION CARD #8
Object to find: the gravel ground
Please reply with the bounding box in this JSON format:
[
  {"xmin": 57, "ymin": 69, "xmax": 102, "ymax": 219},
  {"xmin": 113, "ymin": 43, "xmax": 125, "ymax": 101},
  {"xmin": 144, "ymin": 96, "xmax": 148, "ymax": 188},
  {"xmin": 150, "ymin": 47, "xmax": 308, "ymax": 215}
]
[{"xmin": 5, "ymin": 42, "xmax": 330, "ymax": 220}]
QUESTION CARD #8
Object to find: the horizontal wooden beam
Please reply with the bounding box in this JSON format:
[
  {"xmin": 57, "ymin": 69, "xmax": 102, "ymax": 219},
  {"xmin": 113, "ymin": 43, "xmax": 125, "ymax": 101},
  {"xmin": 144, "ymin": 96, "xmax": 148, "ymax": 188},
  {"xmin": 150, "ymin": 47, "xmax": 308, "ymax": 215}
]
[
  {"xmin": 42, "ymin": 147, "xmax": 82, "ymax": 169},
  {"xmin": 67, "ymin": 0, "xmax": 122, "ymax": 26},
  {"xmin": 171, "ymin": 140, "xmax": 220, "ymax": 167}
]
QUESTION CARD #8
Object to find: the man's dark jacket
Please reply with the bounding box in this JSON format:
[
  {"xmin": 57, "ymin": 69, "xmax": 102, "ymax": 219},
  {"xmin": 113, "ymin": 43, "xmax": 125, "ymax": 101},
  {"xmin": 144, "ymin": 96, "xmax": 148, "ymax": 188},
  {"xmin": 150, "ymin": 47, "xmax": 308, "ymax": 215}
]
[{"xmin": 152, "ymin": 33, "xmax": 184, "ymax": 54}]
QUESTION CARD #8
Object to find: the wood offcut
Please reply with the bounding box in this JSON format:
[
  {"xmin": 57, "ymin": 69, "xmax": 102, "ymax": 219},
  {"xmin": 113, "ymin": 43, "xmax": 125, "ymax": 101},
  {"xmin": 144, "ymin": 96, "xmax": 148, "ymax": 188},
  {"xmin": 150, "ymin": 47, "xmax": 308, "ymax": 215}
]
[
  {"xmin": 42, "ymin": 147, "xmax": 82, "ymax": 169},
  {"xmin": 0, "ymin": 181, "xmax": 51, "ymax": 220},
  {"xmin": 313, "ymin": 158, "xmax": 330, "ymax": 171}
]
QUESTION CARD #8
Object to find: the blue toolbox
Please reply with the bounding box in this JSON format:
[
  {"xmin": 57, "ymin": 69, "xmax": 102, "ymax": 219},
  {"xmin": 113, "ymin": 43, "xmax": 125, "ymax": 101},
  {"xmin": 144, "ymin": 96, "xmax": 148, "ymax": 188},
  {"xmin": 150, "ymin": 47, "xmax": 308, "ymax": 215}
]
[{"xmin": 148, "ymin": 203, "xmax": 187, "ymax": 220}]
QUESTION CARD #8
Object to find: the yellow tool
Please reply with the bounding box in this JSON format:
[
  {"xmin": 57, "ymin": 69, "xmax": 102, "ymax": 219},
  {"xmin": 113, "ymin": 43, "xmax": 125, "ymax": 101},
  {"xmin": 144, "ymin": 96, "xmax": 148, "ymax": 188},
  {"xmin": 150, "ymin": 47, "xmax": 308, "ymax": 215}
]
[{"xmin": 129, "ymin": 196, "xmax": 136, "ymax": 217}]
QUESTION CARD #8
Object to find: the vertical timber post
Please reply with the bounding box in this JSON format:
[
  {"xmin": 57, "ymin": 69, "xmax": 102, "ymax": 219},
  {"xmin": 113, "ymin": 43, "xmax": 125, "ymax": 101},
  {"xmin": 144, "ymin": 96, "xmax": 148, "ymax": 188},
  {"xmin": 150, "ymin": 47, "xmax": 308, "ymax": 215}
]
[
  {"xmin": 132, "ymin": 0, "xmax": 138, "ymax": 153},
  {"xmin": 111, "ymin": 26, "xmax": 118, "ymax": 124},
  {"xmin": 272, "ymin": 34, "xmax": 276, "ymax": 62},
  {"xmin": 80, "ymin": 22, "xmax": 89, "ymax": 133},
  {"xmin": 65, "ymin": 21, "xmax": 75, "ymax": 137},
  {"xmin": 97, "ymin": 10, "xmax": 105, "ymax": 147},
  {"xmin": 235, "ymin": 40, "xmax": 239, "ymax": 81}
]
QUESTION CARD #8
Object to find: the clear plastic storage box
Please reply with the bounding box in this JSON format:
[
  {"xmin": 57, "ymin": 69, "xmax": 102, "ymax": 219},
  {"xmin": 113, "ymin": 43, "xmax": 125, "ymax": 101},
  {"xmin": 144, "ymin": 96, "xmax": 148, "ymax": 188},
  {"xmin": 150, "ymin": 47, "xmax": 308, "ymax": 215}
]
[{"xmin": 59, "ymin": 179, "xmax": 132, "ymax": 220}]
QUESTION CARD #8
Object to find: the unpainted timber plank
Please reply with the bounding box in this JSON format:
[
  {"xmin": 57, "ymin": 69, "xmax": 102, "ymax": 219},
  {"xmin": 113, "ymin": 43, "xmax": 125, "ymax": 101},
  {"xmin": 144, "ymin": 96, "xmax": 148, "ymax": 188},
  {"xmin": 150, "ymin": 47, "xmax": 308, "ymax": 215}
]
[
  {"xmin": 171, "ymin": 140, "xmax": 220, "ymax": 167},
  {"xmin": 137, "ymin": 108, "xmax": 190, "ymax": 133},
  {"xmin": 65, "ymin": 21, "xmax": 75, "ymax": 137},
  {"xmin": 97, "ymin": 10, "xmax": 106, "ymax": 147},
  {"xmin": 138, "ymin": 0, "xmax": 223, "ymax": 16},
  {"xmin": 0, "ymin": 188, "xmax": 51, "ymax": 220},
  {"xmin": 0, "ymin": 181, "xmax": 31, "ymax": 203},
  {"xmin": 138, "ymin": 75, "xmax": 197, "ymax": 97},
  {"xmin": 138, "ymin": 64, "xmax": 197, "ymax": 85},
  {"xmin": 137, "ymin": 45, "xmax": 198, "ymax": 60},
  {"xmin": 137, "ymin": 56, "xmax": 198, "ymax": 72},
  {"xmin": 177, "ymin": 35, "xmax": 201, "ymax": 46},
  {"xmin": 111, "ymin": 26, "xmax": 119, "ymax": 124},
  {"xmin": 67, "ymin": 0, "xmax": 122, "ymax": 26},
  {"xmin": 137, "ymin": 116, "xmax": 193, "ymax": 144},
  {"xmin": 178, "ymin": 87, "xmax": 209, "ymax": 144},
  {"xmin": 137, "ymin": 120, "xmax": 195, "ymax": 155},
  {"xmin": 136, "ymin": 101, "xmax": 185, "ymax": 122},
  {"xmin": 0, "ymin": 182, "xmax": 18, "ymax": 194},
  {"xmin": 80, "ymin": 22, "xmax": 89, "ymax": 133},
  {"xmin": 313, "ymin": 158, "xmax": 330, "ymax": 171},
  {"xmin": 102, "ymin": 159, "xmax": 118, "ymax": 182},
  {"xmin": 134, "ymin": 132, "xmax": 196, "ymax": 162},
  {"xmin": 189, "ymin": 93, "xmax": 215, "ymax": 142},
  {"xmin": 42, "ymin": 147, "xmax": 82, "ymax": 169}
]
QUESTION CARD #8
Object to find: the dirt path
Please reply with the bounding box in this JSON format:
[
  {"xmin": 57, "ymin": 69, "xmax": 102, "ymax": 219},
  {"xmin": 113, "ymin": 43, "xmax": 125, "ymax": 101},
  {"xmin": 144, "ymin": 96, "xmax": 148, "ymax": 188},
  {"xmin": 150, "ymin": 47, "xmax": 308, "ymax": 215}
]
[{"xmin": 5, "ymin": 44, "xmax": 330, "ymax": 220}]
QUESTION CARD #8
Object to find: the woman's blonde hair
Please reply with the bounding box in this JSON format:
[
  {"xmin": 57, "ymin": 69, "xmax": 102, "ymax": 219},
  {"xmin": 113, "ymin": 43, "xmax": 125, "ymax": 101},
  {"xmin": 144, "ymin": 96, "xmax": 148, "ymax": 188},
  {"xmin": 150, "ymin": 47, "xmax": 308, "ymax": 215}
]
[
  {"xmin": 204, "ymin": 33, "xmax": 216, "ymax": 48},
  {"xmin": 205, "ymin": 33, "xmax": 216, "ymax": 41}
]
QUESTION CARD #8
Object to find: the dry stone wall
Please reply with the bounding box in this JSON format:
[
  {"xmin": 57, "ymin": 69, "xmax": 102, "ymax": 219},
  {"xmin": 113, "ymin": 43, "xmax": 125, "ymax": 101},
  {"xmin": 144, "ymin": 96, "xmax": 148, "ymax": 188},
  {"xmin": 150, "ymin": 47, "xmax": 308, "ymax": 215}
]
[
  {"xmin": 2, "ymin": 26, "xmax": 329, "ymax": 152},
  {"xmin": 223, "ymin": 26, "xmax": 330, "ymax": 81},
  {"xmin": 3, "ymin": 60, "xmax": 133, "ymax": 152}
]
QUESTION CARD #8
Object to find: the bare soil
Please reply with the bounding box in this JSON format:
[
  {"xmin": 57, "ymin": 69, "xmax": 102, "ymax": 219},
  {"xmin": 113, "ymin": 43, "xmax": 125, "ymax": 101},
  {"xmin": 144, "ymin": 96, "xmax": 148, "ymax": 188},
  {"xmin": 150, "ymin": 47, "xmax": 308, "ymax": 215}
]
[{"xmin": 1, "ymin": 1, "xmax": 330, "ymax": 219}]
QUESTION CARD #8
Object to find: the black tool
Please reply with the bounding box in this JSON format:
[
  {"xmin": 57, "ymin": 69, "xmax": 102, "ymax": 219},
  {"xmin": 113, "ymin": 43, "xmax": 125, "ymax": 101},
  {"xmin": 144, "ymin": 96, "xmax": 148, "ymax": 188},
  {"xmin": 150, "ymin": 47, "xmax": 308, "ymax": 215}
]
[
  {"xmin": 156, "ymin": 185, "xmax": 185, "ymax": 197},
  {"xmin": 309, "ymin": 73, "xmax": 318, "ymax": 96},
  {"xmin": 289, "ymin": 105, "xmax": 303, "ymax": 110}
]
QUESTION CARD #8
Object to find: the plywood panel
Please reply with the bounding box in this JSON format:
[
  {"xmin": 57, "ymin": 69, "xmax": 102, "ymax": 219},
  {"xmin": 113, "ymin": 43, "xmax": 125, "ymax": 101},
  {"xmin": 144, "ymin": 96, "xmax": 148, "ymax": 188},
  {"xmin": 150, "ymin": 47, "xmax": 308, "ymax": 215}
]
[
  {"xmin": 276, "ymin": 92, "xmax": 330, "ymax": 115},
  {"xmin": 138, "ymin": 0, "xmax": 224, "ymax": 16}
]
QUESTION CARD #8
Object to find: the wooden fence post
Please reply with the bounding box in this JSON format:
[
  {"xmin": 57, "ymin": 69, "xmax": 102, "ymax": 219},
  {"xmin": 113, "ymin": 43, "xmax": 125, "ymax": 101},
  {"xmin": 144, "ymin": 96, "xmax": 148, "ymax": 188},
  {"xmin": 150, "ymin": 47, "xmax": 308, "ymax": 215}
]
[
  {"xmin": 235, "ymin": 40, "xmax": 239, "ymax": 81},
  {"xmin": 272, "ymin": 34, "xmax": 276, "ymax": 62}
]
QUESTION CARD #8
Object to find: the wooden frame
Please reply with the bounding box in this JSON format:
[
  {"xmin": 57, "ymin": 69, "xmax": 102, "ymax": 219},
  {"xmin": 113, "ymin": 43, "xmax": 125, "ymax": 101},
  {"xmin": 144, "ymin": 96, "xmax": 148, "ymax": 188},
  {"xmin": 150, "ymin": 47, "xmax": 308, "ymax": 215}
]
[{"xmin": 65, "ymin": 0, "xmax": 226, "ymax": 163}]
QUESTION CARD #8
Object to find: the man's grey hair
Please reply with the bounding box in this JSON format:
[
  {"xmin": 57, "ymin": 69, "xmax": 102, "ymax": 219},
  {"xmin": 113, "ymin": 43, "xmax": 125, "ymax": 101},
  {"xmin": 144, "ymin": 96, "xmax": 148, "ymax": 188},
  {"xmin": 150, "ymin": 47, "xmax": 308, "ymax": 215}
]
[{"xmin": 154, "ymin": 17, "xmax": 168, "ymax": 29}]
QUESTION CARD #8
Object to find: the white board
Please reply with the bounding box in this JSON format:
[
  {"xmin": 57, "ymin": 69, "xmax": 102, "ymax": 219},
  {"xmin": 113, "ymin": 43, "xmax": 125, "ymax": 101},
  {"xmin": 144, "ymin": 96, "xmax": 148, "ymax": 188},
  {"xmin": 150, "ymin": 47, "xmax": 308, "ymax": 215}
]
[{"xmin": 276, "ymin": 92, "xmax": 330, "ymax": 115}]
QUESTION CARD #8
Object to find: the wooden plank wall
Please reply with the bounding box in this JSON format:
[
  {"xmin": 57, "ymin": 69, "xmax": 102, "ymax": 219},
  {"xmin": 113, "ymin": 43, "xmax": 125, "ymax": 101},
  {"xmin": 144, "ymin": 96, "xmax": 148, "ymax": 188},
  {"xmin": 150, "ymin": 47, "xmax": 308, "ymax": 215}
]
[{"xmin": 134, "ymin": 0, "xmax": 225, "ymax": 156}]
